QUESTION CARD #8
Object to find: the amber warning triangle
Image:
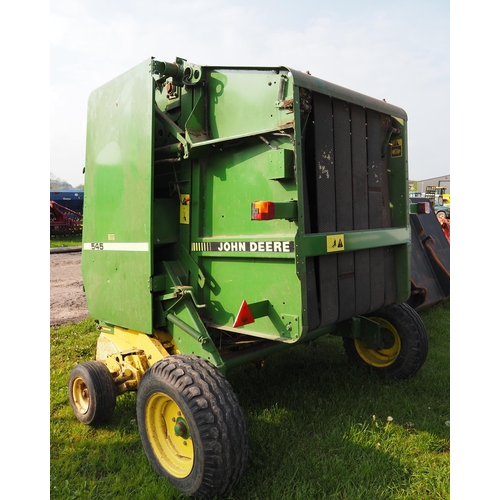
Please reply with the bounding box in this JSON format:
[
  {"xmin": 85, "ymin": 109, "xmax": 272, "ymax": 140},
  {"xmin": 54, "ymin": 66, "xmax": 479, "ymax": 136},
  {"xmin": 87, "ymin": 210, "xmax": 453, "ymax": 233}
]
[{"xmin": 233, "ymin": 300, "xmax": 255, "ymax": 328}]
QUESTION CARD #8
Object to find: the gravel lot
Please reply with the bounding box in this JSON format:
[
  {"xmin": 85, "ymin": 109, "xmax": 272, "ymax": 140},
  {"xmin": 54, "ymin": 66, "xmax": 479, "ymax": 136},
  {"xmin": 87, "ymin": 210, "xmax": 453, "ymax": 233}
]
[{"xmin": 50, "ymin": 251, "xmax": 90, "ymax": 326}]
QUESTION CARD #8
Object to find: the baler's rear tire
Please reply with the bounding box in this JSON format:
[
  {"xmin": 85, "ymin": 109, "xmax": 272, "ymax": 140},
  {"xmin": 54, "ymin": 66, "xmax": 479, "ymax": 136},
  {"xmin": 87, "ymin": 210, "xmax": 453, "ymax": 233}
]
[
  {"xmin": 68, "ymin": 361, "xmax": 117, "ymax": 425},
  {"xmin": 136, "ymin": 355, "xmax": 248, "ymax": 499},
  {"xmin": 343, "ymin": 303, "xmax": 428, "ymax": 379}
]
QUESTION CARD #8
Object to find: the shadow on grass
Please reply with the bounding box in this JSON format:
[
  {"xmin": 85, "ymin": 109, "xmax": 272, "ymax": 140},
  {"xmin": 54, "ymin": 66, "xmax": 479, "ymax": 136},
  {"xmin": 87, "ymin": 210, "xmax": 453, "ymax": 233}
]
[
  {"xmin": 52, "ymin": 303, "xmax": 449, "ymax": 500},
  {"xmin": 222, "ymin": 332, "xmax": 449, "ymax": 499}
]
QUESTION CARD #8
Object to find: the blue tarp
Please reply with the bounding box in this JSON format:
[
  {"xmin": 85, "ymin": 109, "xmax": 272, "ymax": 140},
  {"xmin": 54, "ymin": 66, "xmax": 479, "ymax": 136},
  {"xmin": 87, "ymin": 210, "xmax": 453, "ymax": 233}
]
[{"xmin": 50, "ymin": 190, "xmax": 84, "ymax": 212}]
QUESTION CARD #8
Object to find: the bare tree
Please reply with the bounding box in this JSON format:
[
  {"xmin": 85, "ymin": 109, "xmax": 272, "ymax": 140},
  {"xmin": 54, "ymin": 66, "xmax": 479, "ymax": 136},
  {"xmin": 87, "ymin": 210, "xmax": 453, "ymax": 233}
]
[{"xmin": 50, "ymin": 172, "xmax": 74, "ymax": 190}]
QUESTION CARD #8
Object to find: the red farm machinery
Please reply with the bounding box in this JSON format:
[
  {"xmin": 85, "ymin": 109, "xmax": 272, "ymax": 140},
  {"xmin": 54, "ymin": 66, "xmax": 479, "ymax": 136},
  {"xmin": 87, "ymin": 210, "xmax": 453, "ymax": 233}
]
[{"xmin": 50, "ymin": 190, "xmax": 84, "ymax": 235}]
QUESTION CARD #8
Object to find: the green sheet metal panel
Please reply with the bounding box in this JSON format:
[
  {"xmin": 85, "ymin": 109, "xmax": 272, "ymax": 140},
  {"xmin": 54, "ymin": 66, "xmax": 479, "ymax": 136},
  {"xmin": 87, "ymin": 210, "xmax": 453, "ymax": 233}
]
[
  {"xmin": 163, "ymin": 61, "xmax": 411, "ymax": 342},
  {"xmin": 82, "ymin": 58, "xmax": 155, "ymax": 334},
  {"xmin": 184, "ymin": 67, "xmax": 300, "ymax": 341},
  {"xmin": 201, "ymin": 257, "xmax": 302, "ymax": 341},
  {"xmin": 197, "ymin": 142, "xmax": 297, "ymax": 238},
  {"xmin": 206, "ymin": 68, "xmax": 293, "ymax": 140},
  {"xmin": 80, "ymin": 56, "xmax": 412, "ymax": 343}
]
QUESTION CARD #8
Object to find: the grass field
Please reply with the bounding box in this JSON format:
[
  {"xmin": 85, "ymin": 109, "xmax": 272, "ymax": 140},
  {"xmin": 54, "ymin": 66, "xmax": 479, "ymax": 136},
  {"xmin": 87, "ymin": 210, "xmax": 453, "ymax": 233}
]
[
  {"xmin": 50, "ymin": 234, "xmax": 82, "ymax": 248},
  {"xmin": 50, "ymin": 300, "xmax": 450, "ymax": 499}
]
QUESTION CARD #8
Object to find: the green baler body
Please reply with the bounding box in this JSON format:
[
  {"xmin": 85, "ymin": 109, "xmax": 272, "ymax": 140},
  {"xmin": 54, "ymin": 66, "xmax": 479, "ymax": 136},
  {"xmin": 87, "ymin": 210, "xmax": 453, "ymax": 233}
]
[{"xmin": 82, "ymin": 57, "xmax": 410, "ymax": 365}]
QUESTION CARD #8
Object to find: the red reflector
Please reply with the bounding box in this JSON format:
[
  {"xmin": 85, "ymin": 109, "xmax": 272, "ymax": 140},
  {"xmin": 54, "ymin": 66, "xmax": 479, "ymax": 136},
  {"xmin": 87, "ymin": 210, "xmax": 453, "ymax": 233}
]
[
  {"xmin": 233, "ymin": 300, "xmax": 255, "ymax": 328},
  {"xmin": 251, "ymin": 201, "xmax": 275, "ymax": 220},
  {"xmin": 418, "ymin": 202, "xmax": 430, "ymax": 214}
]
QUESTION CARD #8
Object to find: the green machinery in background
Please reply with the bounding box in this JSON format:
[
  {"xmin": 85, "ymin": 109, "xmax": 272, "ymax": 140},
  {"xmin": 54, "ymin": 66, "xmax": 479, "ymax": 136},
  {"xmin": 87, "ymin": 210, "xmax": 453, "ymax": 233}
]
[{"xmin": 69, "ymin": 56, "xmax": 428, "ymax": 499}]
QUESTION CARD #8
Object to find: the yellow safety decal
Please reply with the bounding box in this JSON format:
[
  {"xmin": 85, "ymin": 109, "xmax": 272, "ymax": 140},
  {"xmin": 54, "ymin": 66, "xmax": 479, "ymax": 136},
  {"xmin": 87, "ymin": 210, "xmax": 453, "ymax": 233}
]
[
  {"xmin": 180, "ymin": 194, "xmax": 190, "ymax": 225},
  {"xmin": 326, "ymin": 234, "xmax": 345, "ymax": 253},
  {"xmin": 391, "ymin": 139, "xmax": 402, "ymax": 158}
]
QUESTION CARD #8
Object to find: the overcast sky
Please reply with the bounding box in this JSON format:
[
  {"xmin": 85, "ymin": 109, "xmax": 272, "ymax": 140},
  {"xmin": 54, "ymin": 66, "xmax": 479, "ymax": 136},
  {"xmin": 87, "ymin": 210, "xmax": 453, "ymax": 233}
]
[{"xmin": 50, "ymin": 0, "xmax": 450, "ymax": 188}]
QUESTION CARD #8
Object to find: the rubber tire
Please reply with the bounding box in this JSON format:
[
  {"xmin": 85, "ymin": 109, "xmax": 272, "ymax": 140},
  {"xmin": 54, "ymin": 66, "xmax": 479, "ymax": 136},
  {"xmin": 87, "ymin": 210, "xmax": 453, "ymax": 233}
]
[
  {"xmin": 436, "ymin": 211, "xmax": 446, "ymax": 219},
  {"xmin": 343, "ymin": 303, "xmax": 429, "ymax": 380},
  {"xmin": 136, "ymin": 355, "xmax": 248, "ymax": 499},
  {"xmin": 68, "ymin": 361, "xmax": 117, "ymax": 425}
]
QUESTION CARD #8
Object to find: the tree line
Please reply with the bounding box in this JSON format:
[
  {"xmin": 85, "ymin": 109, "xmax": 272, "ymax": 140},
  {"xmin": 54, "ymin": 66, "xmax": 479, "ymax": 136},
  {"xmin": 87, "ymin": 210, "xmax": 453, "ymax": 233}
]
[{"xmin": 50, "ymin": 172, "xmax": 84, "ymax": 190}]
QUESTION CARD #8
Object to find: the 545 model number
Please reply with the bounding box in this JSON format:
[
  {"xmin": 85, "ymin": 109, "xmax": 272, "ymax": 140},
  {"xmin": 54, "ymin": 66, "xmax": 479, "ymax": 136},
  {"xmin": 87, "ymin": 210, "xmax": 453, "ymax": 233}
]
[{"xmin": 90, "ymin": 242, "xmax": 104, "ymax": 250}]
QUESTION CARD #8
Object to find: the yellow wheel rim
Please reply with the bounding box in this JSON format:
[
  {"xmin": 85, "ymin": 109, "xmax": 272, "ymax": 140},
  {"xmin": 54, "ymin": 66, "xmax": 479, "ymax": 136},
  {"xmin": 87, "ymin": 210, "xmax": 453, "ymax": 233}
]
[
  {"xmin": 145, "ymin": 393, "xmax": 194, "ymax": 478},
  {"xmin": 72, "ymin": 376, "xmax": 90, "ymax": 415},
  {"xmin": 354, "ymin": 317, "xmax": 401, "ymax": 368}
]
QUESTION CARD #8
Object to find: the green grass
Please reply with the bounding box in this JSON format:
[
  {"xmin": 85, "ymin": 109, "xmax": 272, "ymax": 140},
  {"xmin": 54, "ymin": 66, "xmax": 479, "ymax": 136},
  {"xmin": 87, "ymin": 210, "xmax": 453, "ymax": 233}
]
[
  {"xmin": 50, "ymin": 234, "xmax": 82, "ymax": 248},
  {"xmin": 50, "ymin": 301, "xmax": 450, "ymax": 499}
]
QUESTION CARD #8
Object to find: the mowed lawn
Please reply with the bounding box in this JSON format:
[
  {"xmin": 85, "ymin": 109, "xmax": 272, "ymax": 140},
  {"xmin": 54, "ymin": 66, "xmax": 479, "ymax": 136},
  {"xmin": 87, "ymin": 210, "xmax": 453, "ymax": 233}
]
[{"xmin": 50, "ymin": 300, "xmax": 450, "ymax": 500}]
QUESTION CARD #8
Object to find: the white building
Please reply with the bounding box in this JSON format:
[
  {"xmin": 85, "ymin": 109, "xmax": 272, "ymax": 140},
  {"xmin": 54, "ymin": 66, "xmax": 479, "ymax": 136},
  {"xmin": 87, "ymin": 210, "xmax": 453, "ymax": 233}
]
[{"xmin": 410, "ymin": 175, "xmax": 451, "ymax": 194}]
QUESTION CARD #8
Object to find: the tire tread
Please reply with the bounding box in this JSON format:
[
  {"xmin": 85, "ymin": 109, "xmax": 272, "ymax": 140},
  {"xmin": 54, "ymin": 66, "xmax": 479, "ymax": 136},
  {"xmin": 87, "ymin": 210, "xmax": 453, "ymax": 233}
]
[{"xmin": 139, "ymin": 355, "xmax": 248, "ymax": 499}]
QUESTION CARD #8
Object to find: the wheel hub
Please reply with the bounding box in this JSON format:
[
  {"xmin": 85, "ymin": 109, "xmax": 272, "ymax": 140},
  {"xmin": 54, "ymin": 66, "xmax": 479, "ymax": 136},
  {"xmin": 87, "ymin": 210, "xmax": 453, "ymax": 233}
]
[
  {"xmin": 174, "ymin": 418, "xmax": 190, "ymax": 439},
  {"xmin": 73, "ymin": 377, "xmax": 90, "ymax": 414},
  {"xmin": 380, "ymin": 328, "xmax": 396, "ymax": 349},
  {"xmin": 354, "ymin": 317, "xmax": 401, "ymax": 368}
]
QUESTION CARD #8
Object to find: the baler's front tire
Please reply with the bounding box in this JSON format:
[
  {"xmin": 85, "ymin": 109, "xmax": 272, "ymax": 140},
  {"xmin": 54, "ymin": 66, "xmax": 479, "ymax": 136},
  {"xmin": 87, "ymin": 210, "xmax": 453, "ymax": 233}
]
[
  {"xmin": 343, "ymin": 303, "xmax": 428, "ymax": 379},
  {"xmin": 68, "ymin": 361, "xmax": 117, "ymax": 425},
  {"xmin": 136, "ymin": 355, "xmax": 248, "ymax": 499}
]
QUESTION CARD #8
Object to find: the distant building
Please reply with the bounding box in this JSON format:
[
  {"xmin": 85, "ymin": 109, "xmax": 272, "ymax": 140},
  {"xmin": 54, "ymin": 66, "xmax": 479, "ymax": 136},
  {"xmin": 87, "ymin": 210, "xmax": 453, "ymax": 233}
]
[{"xmin": 409, "ymin": 175, "xmax": 450, "ymax": 194}]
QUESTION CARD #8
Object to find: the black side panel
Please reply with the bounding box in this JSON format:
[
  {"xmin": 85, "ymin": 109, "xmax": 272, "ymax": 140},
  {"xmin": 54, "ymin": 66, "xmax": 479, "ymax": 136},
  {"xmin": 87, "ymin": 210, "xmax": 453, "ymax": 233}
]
[
  {"xmin": 350, "ymin": 104, "xmax": 371, "ymax": 315},
  {"xmin": 379, "ymin": 114, "xmax": 398, "ymax": 306},
  {"xmin": 302, "ymin": 91, "xmax": 399, "ymax": 331},
  {"xmin": 366, "ymin": 109, "xmax": 386, "ymax": 312},
  {"xmin": 314, "ymin": 93, "xmax": 339, "ymax": 326},
  {"xmin": 333, "ymin": 99, "xmax": 356, "ymax": 321},
  {"xmin": 302, "ymin": 105, "xmax": 320, "ymax": 331}
]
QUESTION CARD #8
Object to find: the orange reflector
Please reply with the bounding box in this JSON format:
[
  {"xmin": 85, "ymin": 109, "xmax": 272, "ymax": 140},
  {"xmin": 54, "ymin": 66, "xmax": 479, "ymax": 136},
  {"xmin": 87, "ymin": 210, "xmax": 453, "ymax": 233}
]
[
  {"xmin": 251, "ymin": 201, "xmax": 275, "ymax": 220},
  {"xmin": 233, "ymin": 300, "xmax": 255, "ymax": 327}
]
